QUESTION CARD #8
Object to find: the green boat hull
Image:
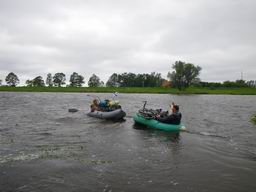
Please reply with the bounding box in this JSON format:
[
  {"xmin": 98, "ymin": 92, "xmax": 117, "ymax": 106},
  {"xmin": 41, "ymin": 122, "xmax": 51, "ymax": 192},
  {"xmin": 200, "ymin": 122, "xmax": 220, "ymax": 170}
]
[{"xmin": 133, "ymin": 114, "xmax": 186, "ymax": 132}]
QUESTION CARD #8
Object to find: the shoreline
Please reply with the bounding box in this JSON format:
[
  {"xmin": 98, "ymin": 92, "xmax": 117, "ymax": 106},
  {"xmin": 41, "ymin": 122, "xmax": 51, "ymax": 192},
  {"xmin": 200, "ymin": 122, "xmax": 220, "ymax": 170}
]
[{"xmin": 0, "ymin": 86, "xmax": 256, "ymax": 95}]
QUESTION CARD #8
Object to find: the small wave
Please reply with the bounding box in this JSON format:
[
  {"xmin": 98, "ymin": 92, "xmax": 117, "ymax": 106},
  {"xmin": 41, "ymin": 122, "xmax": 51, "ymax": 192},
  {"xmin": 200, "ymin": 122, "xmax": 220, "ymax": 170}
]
[
  {"xmin": 38, "ymin": 132, "xmax": 53, "ymax": 136},
  {"xmin": 55, "ymin": 117, "xmax": 77, "ymax": 122},
  {"xmin": 187, "ymin": 131, "xmax": 229, "ymax": 139},
  {"xmin": 0, "ymin": 153, "xmax": 40, "ymax": 164},
  {"xmin": 0, "ymin": 144, "xmax": 89, "ymax": 164},
  {"xmin": 0, "ymin": 127, "xmax": 11, "ymax": 132}
]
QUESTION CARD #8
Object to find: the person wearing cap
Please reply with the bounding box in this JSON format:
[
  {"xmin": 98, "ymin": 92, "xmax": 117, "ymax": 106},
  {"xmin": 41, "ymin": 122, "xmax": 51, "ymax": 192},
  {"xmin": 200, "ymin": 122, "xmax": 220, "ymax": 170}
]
[{"xmin": 156, "ymin": 104, "xmax": 182, "ymax": 125}]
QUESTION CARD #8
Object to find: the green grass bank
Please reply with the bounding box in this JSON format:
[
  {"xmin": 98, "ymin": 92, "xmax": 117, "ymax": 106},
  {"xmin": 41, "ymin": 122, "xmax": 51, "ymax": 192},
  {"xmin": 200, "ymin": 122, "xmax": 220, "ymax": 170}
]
[{"xmin": 0, "ymin": 86, "xmax": 256, "ymax": 95}]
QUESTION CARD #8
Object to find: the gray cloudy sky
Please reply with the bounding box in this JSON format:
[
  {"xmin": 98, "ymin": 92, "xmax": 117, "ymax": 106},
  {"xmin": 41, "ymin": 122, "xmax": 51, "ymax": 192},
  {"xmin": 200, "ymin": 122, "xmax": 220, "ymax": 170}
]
[{"xmin": 0, "ymin": 0, "xmax": 255, "ymax": 85}]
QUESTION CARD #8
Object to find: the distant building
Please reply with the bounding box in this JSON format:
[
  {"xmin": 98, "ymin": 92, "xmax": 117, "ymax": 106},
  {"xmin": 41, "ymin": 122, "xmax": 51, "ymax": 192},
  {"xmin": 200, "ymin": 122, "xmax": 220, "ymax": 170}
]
[{"xmin": 161, "ymin": 80, "xmax": 171, "ymax": 88}]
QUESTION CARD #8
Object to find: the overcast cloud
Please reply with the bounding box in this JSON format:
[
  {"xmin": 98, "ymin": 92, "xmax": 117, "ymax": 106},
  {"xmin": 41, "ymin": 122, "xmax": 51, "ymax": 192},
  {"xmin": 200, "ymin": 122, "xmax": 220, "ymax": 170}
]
[{"xmin": 0, "ymin": 0, "xmax": 255, "ymax": 85}]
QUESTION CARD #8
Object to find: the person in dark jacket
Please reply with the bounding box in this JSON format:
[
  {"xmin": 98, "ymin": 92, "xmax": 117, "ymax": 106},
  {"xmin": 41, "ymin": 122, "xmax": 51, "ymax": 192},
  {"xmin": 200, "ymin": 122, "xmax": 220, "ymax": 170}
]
[{"xmin": 156, "ymin": 104, "xmax": 182, "ymax": 125}]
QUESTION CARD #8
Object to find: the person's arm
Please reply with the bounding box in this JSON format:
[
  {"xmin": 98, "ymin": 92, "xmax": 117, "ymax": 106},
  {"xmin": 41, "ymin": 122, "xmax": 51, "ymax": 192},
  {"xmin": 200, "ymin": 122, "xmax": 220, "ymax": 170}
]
[
  {"xmin": 90, "ymin": 105, "xmax": 95, "ymax": 112},
  {"xmin": 157, "ymin": 114, "xmax": 177, "ymax": 124},
  {"xmin": 156, "ymin": 115, "xmax": 172, "ymax": 123}
]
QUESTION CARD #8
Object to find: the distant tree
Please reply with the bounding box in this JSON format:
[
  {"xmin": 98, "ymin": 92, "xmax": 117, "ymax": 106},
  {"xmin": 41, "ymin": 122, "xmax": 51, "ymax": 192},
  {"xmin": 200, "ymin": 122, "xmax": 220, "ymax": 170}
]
[
  {"xmin": 100, "ymin": 81, "xmax": 105, "ymax": 87},
  {"xmin": 88, "ymin": 74, "xmax": 100, "ymax": 87},
  {"xmin": 169, "ymin": 61, "xmax": 201, "ymax": 90},
  {"xmin": 223, "ymin": 81, "xmax": 235, "ymax": 87},
  {"xmin": 235, "ymin": 79, "xmax": 247, "ymax": 87},
  {"xmin": 26, "ymin": 79, "xmax": 33, "ymax": 87},
  {"xmin": 107, "ymin": 72, "xmax": 163, "ymax": 87},
  {"xmin": 106, "ymin": 73, "xmax": 119, "ymax": 87},
  {"xmin": 46, "ymin": 73, "xmax": 53, "ymax": 87},
  {"xmin": 117, "ymin": 72, "xmax": 137, "ymax": 87},
  {"xmin": 0, "ymin": 79, "xmax": 2, "ymax": 86},
  {"xmin": 195, "ymin": 81, "xmax": 222, "ymax": 88},
  {"xmin": 69, "ymin": 72, "xmax": 85, "ymax": 87},
  {"xmin": 53, "ymin": 73, "xmax": 66, "ymax": 87},
  {"xmin": 183, "ymin": 64, "xmax": 201, "ymax": 87},
  {"xmin": 147, "ymin": 72, "xmax": 163, "ymax": 87},
  {"xmin": 117, "ymin": 73, "xmax": 130, "ymax": 87},
  {"xmin": 33, "ymin": 76, "xmax": 45, "ymax": 87},
  {"xmin": 167, "ymin": 72, "xmax": 172, "ymax": 80},
  {"xmin": 25, "ymin": 76, "xmax": 45, "ymax": 87},
  {"xmin": 134, "ymin": 74, "xmax": 145, "ymax": 87},
  {"xmin": 247, "ymin": 80, "xmax": 256, "ymax": 87},
  {"xmin": 5, "ymin": 72, "xmax": 19, "ymax": 87},
  {"xmin": 126, "ymin": 73, "xmax": 136, "ymax": 87},
  {"xmin": 223, "ymin": 80, "xmax": 249, "ymax": 88}
]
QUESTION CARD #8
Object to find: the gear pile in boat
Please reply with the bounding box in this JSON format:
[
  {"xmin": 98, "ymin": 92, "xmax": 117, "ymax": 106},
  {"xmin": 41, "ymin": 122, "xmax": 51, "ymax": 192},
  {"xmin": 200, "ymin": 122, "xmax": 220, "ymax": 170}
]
[
  {"xmin": 88, "ymin": 98, "xmax": 126, "ymax": 120},
  {"xmin": 137, "ymin": 101, "xmax": 168, "ymax": 120},
  {"xmin": 98, "ymin": 100, "xmax": 121, "ymax": 111},
  {"xmin": 91, "ymin": 99, "xmax": 121, "ymax": 112},
  {"xmin": 133, "ymin": 101, "xmax": 185, "ymax": 132},
  {"xmin": 90, "ymin": 98, "xmax": 122, "ymax": 112},
  {"xmin": 138, "ymin": 108, "xmax": 167, "ymax": 119}
]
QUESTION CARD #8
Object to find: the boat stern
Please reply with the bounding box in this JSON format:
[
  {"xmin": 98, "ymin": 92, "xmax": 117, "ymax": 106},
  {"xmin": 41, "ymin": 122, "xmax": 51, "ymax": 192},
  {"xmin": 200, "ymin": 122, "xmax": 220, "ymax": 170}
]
[{"xmin": 179, "ymin": 125, "xmax": 187, "ymax": 132}]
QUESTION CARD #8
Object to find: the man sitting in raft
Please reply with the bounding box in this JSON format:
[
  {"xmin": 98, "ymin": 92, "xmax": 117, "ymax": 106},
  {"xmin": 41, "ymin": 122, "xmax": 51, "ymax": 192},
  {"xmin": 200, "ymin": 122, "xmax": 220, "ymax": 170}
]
[
  {"xmin": 90, "ymin": 99, "xmax": 111, "ymax": 112},
  {"xmin": 90, "ymin": 99, "xmax": 99, "ymax": 112},
  {"xmin": 156, "ymin": 104, "xmax": 182, "ymax": 125}
]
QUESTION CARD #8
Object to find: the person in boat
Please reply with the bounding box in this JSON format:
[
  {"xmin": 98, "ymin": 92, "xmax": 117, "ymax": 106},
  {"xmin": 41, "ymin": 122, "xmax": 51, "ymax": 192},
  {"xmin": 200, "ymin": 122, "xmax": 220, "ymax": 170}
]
[
  {"xmin": 155, "ymin": 104, "xmax": 182, "ymax": 125},
  {"xmin": 90, "ymin": 99, "xmax": 99, "ymax": 112},
  {"xmin": 98, "ymin": 99, "xmax": 110, "ymax": 111}
]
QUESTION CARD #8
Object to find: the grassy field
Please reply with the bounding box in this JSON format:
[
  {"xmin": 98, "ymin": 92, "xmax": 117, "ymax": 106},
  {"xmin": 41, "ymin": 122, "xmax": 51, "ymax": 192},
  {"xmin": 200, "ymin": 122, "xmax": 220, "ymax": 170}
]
[{"xmin": 0, "ymin": 86, "xmax": 256, "ymax": 95}]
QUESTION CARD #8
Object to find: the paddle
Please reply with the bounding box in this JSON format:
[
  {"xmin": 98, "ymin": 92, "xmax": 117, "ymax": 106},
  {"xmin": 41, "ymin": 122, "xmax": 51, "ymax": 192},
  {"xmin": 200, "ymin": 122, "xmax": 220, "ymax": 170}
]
[{"xmin": 142, "ymin": 101, "xmax": 147, "ymax": 111}]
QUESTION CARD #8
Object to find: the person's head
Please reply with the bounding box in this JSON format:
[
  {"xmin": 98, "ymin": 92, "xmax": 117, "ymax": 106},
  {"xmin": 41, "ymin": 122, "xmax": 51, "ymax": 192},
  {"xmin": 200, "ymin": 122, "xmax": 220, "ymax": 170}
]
[
  {"xmin": 93, "ymin": 99, "xmax": 98, "ymax": 105},
  {"xmin": 172, "ymin": 105, "xmax": 179, "ymax": 113}
]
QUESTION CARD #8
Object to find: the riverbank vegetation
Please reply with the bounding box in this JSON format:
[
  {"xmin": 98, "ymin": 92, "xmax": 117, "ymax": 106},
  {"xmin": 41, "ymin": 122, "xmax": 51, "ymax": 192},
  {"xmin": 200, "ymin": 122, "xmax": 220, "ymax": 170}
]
[
  {"xmin": 1, "ymin": 60, "xmax": 255, "ymax": 94},
  {"xmin": 0, "ymin": 86, "xmax": 256, "ymax": 95}
]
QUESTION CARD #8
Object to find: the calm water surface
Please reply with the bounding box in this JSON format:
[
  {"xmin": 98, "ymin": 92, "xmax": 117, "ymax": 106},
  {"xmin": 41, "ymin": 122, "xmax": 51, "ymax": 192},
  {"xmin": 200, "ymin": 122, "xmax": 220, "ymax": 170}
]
[{"xmin": 0, "ymin": 92, "xmax": 256, "ymax": 192}]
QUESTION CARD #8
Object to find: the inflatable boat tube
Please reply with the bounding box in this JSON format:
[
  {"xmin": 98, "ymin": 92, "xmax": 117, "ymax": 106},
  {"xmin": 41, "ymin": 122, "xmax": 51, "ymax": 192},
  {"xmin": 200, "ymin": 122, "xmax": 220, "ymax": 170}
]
[
  {"xmin": 133, "ymin": 114, "xmax": 186, "ymax": 132},
  {"xmin": 87, "ymin": 108, "xmax": 126, "ymax": 120}
]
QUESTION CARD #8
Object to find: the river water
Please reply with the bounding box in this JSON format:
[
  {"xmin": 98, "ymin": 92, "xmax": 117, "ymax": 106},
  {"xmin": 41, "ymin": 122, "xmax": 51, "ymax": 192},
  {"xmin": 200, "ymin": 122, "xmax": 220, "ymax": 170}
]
[{"xmin": 0, "ymin": 92, "xmax": 256, "ymax": 192}]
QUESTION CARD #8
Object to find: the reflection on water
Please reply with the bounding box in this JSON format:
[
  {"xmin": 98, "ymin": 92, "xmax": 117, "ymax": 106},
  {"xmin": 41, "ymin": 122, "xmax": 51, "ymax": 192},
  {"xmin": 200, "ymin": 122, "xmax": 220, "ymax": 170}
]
[{"xmin": 0, "ymin": 92, "xmax": 256, "ymax": 192}]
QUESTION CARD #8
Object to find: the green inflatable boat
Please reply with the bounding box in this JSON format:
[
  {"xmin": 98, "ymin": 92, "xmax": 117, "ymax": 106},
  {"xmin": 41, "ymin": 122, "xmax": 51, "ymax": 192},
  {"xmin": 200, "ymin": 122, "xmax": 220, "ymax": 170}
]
[{"xmin": 133, "ymin": 114, "xmax": 186, "ymax": 132}]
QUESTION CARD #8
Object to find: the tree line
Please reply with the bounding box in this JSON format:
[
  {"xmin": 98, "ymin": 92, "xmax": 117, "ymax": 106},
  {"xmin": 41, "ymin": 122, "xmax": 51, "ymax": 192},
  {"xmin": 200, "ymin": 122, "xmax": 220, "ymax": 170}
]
[
  {"xmin": 1, "ymin": 71, "xmax": 164, "ymax": 88},
  {"xmin": 194, "ymin": 80, "xmax": 256, "ymax": 88},
  {"xmin": 1, "ymin": 61, "xmax": 255, "ymax": 89},
  {"xmin": 106, "ymin": 72, "xmax": 163, "ymax": 87}
]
